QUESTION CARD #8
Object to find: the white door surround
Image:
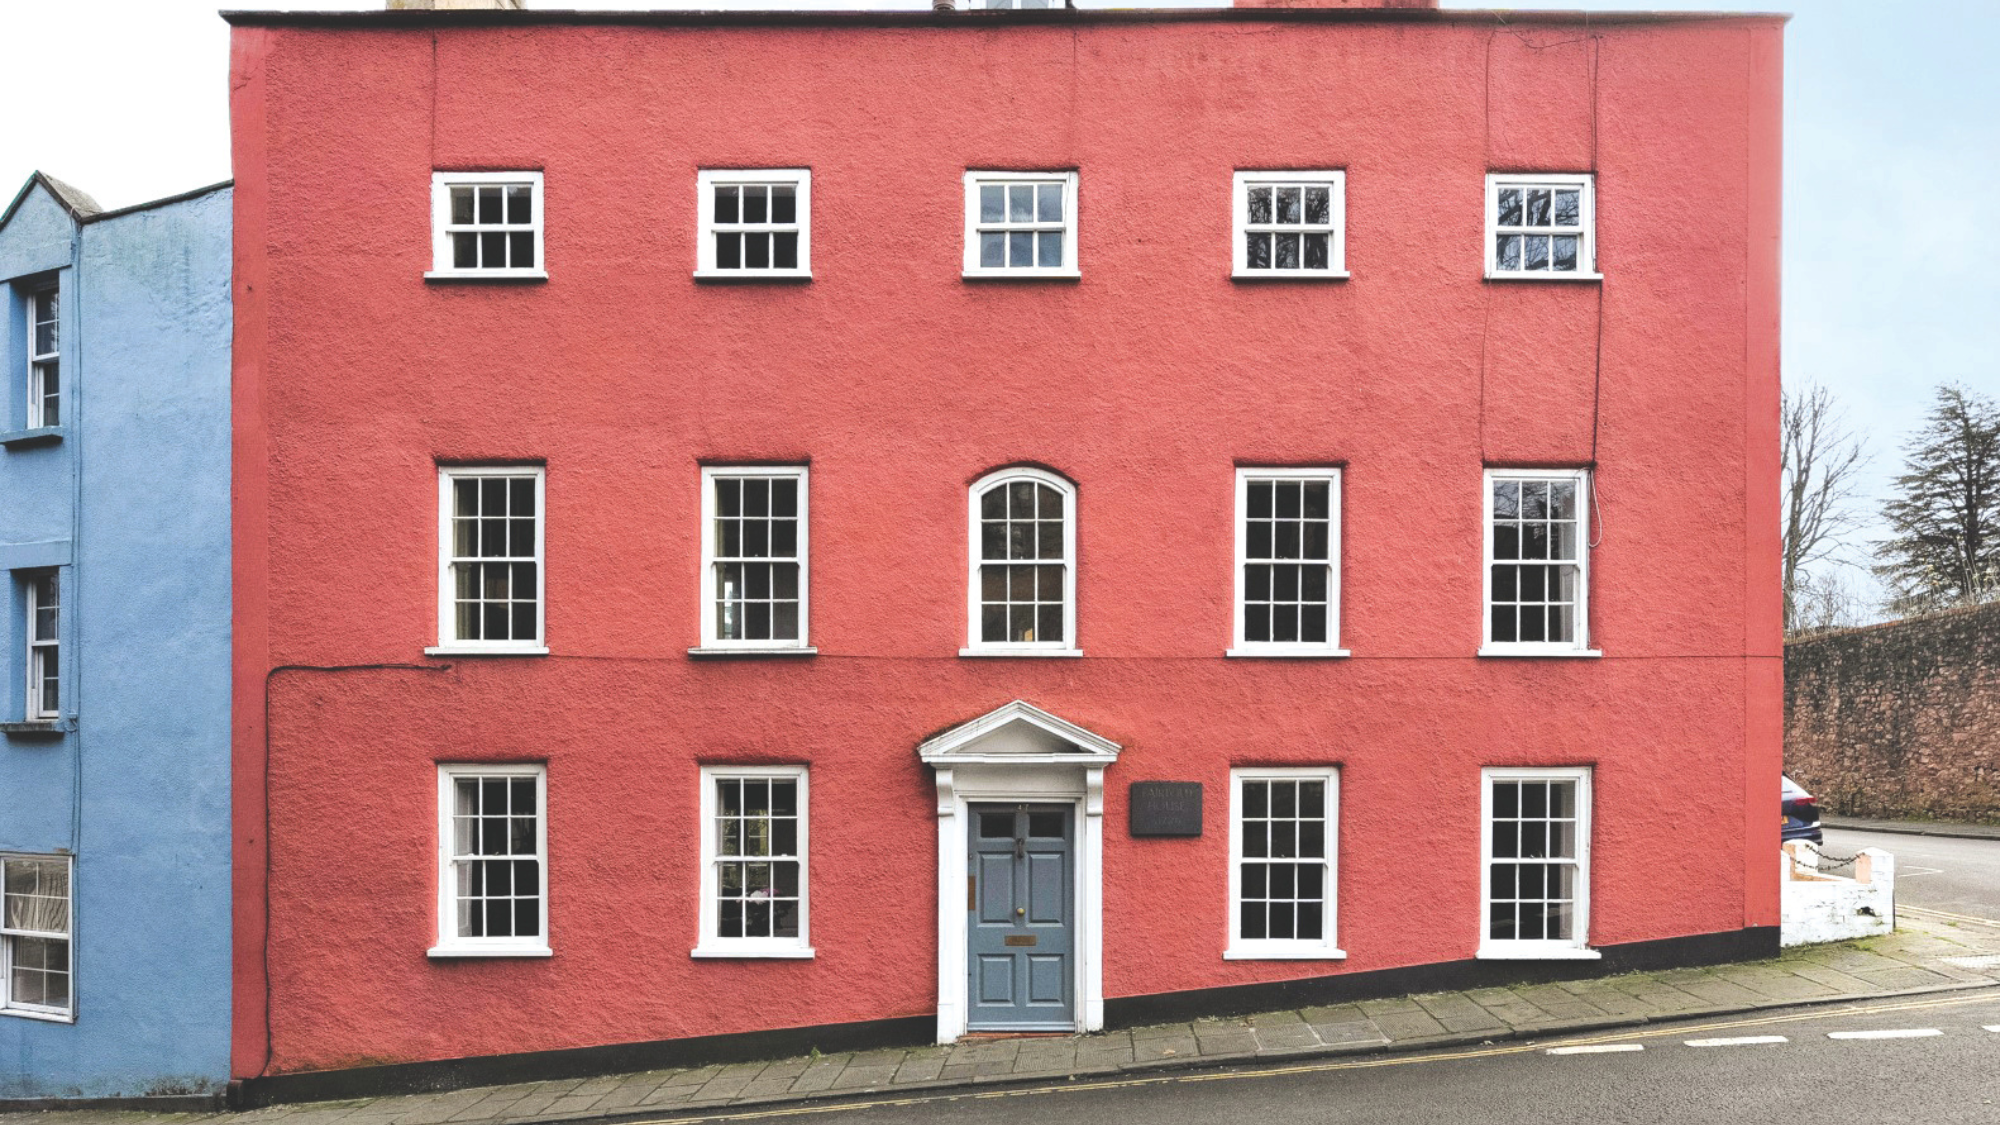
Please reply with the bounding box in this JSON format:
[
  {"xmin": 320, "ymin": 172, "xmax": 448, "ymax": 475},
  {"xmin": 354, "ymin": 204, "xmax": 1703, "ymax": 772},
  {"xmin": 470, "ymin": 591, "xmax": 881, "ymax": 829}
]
[{"xmin": 918, "ymin": 700, "xmax": 1121, "ymax": 1044}]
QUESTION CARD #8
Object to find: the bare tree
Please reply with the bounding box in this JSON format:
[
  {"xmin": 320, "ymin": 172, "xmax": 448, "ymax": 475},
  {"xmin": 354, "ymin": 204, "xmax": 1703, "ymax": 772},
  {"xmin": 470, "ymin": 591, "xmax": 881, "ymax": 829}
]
[
  {"xmin": 1789, "ymin": 570, "xmax": 1868, "ymax": 634},
  {"xmin": 1781, "ymin": 384, "xmax": 1869, "ymax": 633},
  {"xmin": 1875, "ymin": 384, "xmax": 2000, "ymax": 614}
]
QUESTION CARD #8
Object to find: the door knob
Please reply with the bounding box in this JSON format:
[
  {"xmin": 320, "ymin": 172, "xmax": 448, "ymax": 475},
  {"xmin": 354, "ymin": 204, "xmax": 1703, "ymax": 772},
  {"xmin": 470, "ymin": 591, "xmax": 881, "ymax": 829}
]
[{"xmin": 1015, "ymin": 907, "xmax": 1025, "ymax": 916}]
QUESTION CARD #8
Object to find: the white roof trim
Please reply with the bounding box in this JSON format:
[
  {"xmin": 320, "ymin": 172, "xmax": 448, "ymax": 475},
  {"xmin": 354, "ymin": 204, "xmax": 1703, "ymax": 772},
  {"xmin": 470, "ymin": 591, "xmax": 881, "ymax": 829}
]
[{"xmin": 917, "ymin": 699, "xmax": 1122, "ymax": 766}]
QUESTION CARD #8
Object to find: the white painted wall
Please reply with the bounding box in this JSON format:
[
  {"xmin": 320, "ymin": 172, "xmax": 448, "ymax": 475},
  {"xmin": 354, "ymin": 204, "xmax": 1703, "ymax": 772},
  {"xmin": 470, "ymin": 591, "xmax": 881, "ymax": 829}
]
[{"xmin": 1780, "ymin": 845, "xmax": 1895, "ymax": 947}]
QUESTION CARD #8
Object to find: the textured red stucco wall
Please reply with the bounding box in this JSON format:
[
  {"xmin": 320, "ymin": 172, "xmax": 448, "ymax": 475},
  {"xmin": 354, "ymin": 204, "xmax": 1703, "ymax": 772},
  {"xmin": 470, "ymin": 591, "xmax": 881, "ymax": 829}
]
[{"xmin": 230, "ymin": 11, "xmax": 1784, "ymax": 1075}]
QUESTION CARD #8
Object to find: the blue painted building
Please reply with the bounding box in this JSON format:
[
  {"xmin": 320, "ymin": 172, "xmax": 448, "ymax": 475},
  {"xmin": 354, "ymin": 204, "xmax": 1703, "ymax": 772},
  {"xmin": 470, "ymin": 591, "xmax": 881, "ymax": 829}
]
[{"xmin": 0, "ymin": 173, "xmax": 232, "ymax": 1102}]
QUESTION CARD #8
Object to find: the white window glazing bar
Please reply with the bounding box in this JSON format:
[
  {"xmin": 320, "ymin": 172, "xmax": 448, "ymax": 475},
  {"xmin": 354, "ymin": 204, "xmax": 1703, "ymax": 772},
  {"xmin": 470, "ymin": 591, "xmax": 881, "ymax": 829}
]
[
  {"xmin": 1481, "ymin": 468, "xmax": 1596, "ymax": 657},
  {"xmin": 1485, "ymin": 173, "xmax": 1597, "ymax": 279},
  {"xmin": 432, "ymin": 467, "xmax": 547, "ymax": 655},
  {"xmin": 27, "ymin": 287, "xmax": 58, "ymax": 428},
  {"xmin": 697, "ymin": 466, "xmax": 811, "ymax": 651},
  {"xmin": 963, "ymin": 172, "xmax": 1079, "ymax": 278},
  {"xmin": 431, "ymin": 764, "xmax": 549, "ymax": 957},
  {"xmin": 1230, "ymin": 468, "xmax": 1344, "ymax": 656},
  {"xmin": 963, "ymin": 467, "xmax": 1079, "ymax": 655},
  {"xmin": 694, "ymin": 765, "xmax": 813, "ymax": 958},
  {"xmin": 25, "ymin": 573, "xmax": 58, "ymax": 720},
  {"xmin": 695, "ymin": 170, "xmax": 812, "ymax": 278},
  {"xmin": 1226, "ymin": 768, "xmax": 1343, "ymax": 960},
  {"xmin": 0, "ymin": 854, "xmax": 74, "ymax": 1019},
  {"xmin": 428, "ymin": 172, "xmax": 546, "ymax": 279},
  {"xmin": 1233, "ymin": 172, "xmax": 1346, "ymax": 278},
  {"xmin": 1478, "ymin": 767, "xmax": 1596, "ymax": 960}
]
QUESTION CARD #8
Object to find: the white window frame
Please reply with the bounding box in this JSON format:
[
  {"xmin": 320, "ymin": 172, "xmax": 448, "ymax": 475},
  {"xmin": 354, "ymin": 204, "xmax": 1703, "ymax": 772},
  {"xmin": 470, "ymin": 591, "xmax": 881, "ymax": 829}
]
[
  {"xmin": 694, "ymin": 765, "xmax": 813, "ymax": 959},
  {"xmin": 1484, "ymin": 173, "xmax": 1598, "ymax": 281},
  {"xmin": 694, "ymin": 169, "xmax": 812, "ymax": 281},
  {"xmin": 962, "ymin": 466, "xmax": 1080, "ymax": 657},
  {"xmin": 695, "ymin": 465, "xmax": 812, "ymax": 654},
  {"xmin": 962, "ymin": 171, "xmax": 1080, "ymax": 280},
  {"xmin": 27, "ymin": 284, "xmax": 58, "ymax": 429},
  {"xmin": 431, "ymin": 763, "xmax": 550, "ymax": 958},
  {"xmin": 1230, "ymin": 468, "xmax": 1345, "ymax": 657},
  {"xmin": 1231, "ymin": 171, "xmax": 1347, "ymax": 279},
  {"xmin": 427, "ymin": 171, "xmax": 547, "ymax": 281},
  {"xmin": 431, "ymin": 465, "xmax": 548, "ymax": 656},
  {"xmin": 25, "ymin": 571, "xmax": 59, "ymax": 721},
  {"xmin": 1481, "ymin": 467, "xmax": 1597, "ymax": 658},
  {"xmin": 1479, "ymin": 766, "xmax": 1597, "ymax": 960},
  {"xmin": 1, "ymin": 853, "xmax": 74, "ymax": 1022},
  {"xmin": 1227, "ymin": 768, "xmax": 1343, "ymax": 961}
]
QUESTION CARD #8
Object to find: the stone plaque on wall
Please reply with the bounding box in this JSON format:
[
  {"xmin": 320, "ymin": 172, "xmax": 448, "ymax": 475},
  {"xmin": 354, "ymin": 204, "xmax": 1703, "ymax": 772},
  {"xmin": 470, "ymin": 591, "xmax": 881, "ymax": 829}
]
[{"xmin": 1129, "ymin": 782, "xmax": 1203, "ymax": 837}]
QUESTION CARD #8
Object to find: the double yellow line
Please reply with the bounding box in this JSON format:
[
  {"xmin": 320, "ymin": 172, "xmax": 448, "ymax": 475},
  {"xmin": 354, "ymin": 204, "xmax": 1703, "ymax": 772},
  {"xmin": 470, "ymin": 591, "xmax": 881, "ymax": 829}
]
[
  {"xmin": 629, "ymin": 988, "xmax": 2000, "ymax": 1124},
  {"xmin": 1902, "ymin": 903, "xmax": 2000, "ymax": 928}
]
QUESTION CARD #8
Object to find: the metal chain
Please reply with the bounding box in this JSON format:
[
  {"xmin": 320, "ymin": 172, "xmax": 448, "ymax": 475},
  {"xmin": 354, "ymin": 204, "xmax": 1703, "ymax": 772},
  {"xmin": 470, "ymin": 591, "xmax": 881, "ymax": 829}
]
[{"xmin": 1789, "ymin": 843, "xmax": 1863, "ymax": 872}]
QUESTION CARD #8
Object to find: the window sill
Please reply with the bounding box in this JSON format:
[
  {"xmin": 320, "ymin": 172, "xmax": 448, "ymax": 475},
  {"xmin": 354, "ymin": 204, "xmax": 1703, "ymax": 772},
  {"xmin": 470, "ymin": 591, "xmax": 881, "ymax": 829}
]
[
  {"xmin": 2, "ymin": 720, "xmax": 70, "ymax": 741},
  {"xmin": 962, "ymin": 269, "xmax": 1081, "ymax": 282},
  {"xmin": 692, "ymin": 269, "xmax": 813, "ymax": 283},
  {"xmin": 688, "ymin": 646, "xmax": 818, "ymax": 658},
  {"xmin": 0, "ymin": 427, "xmax": 64, "ymax": 450},
  {"xmin": 1, "ymin": 1006, "xmax": 75, "ymax": 1024},
  {"xmin": 690, "ymin": 946, "xmax": 817, "ymax": 960},
  {"xmin": 1231, "ymin": 270, "xmax": 1349, "ymax": 282},
  {"xmin": 1224, "ymin": 946, "xmax": 1347, "ymax": 961},
  {"xmin": 423, "ymin": 270, "xmax": 549, "ymax": 284},
  {"xmin": 1478, "ymin": 647, "xmax": 1602, "ymax": 659},
  {"xmin": 959, "ymin": 648, "xmax": 1085, "ymax": 658},
  {"xmin": 1484, "ymin": 271, "xmax": 1603, "ymax": 283},
  {"xmin": 1476, "ymin": 945, "xmax": 1601, "ymax": 961},
  {"xmin": 1226, "ymin": 647, "xmax": 1350, "ymax": 659},
  {"xmin": 425, "ymin": 645, "xmax": 550, "ymax": 657},
  {"xmin": 427, "ymin": 945, "xmax": 552, "ymax": 959}
]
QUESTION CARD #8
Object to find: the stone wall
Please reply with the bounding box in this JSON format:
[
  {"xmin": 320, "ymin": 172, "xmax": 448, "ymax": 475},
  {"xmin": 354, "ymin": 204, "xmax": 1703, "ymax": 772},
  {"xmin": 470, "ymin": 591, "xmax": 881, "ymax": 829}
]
[{"xmin": 1786, "ymin": 602, "xmax": 2000, "ymax": 823}]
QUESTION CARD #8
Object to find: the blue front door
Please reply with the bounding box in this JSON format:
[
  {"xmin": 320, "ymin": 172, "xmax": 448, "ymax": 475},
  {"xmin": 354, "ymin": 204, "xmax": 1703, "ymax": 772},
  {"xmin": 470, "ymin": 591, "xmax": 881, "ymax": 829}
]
[{"xmin": 967, "ymin": 803, "xmax": 1075, "ymax": 1031}]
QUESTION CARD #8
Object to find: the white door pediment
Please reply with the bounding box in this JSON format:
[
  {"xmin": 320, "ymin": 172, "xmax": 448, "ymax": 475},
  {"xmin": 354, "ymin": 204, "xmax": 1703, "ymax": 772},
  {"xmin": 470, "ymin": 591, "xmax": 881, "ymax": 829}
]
[{"xmin": 916, "ymin": 700, "xmax": 1121, "ymax": 767}]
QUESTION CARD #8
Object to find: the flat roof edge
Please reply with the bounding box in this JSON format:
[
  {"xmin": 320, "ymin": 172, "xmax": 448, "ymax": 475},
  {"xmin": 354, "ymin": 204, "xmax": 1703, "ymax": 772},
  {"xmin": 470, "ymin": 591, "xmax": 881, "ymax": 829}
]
[{"xmin": 220, "ymin": 8, "xmax": 1789, "ymax": 30}]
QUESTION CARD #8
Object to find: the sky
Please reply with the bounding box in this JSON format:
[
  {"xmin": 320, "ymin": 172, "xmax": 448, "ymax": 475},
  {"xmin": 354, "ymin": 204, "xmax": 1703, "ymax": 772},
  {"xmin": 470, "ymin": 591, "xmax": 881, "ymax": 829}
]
[{"xmin": 3, "ymin": 0, "xmax": 1995, "ymax": 619}]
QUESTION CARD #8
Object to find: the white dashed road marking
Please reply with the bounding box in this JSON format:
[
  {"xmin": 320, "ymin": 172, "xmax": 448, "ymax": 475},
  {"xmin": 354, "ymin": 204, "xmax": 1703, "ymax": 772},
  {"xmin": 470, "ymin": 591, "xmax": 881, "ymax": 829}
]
[
  {"xmin": 1984, "ymin": 1025, "xmax": 2000, "ymax": 1033},
  {"xmin": 1545, "ymin": 1044, "xmax": 1645, "ymax": 1055},
  {"xmin": 1827, "ymin": 1029, "xmax": 1944, "ymax": 1040},
  {"xmin": 1684, "ymin": 1036, "xmax": 1788, "ymax": 1047}
]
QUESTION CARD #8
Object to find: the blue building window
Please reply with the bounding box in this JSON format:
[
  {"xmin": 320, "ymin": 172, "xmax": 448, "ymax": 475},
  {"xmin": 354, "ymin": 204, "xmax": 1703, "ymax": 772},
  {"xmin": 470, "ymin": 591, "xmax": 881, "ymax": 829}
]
[
  {"xmin": 1, "ymin": 855, "xmax": 72, "ymax": 1020},
  {"xmin": 26, "ymin": 572, "xmax": 58, "ymax": 720},
  {"xmin": 28, "ymin": 285, "xmax": 59, "ymax": 429}
]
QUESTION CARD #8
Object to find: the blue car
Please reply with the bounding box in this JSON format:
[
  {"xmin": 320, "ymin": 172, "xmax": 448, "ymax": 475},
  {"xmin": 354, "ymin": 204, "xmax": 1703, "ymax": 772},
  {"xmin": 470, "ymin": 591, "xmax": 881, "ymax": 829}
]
[{"xmin": 1782, "ymin": 775, "xmax": 1823, "ymax": 844}]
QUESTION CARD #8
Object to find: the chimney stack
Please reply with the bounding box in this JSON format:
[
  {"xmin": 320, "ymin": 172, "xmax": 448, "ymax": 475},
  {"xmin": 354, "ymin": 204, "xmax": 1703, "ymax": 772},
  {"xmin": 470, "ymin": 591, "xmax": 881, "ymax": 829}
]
[
  {"xmin": 1233, "ymin": 0, "xmax": 1438, "ymax": 8},
  {"xmin": 387, "ymin": 0, "xmax": 526, "ymax": 10}
]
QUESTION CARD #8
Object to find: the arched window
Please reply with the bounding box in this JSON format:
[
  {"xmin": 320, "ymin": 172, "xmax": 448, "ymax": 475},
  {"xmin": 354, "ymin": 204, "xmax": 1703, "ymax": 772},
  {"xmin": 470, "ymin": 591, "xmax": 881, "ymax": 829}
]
[{"xmin": 965, "ymin": 468, "xmax": 1077, "ymax": 655}]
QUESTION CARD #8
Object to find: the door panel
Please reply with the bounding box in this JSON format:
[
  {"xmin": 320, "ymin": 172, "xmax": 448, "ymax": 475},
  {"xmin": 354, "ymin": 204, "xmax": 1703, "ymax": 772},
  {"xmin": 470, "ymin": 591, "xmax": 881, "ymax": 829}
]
[
  {"xmin": 977, "ymin": 853, "xmax": 1015, "ymax": 923},
  {"xmin": 1027, "ymin": 852, "xmax": 1064, "ymax": 922},
  {"xmin": 1027, "ymin": 955, "xmax": 1066, "ymax": 1004},
  {"xmin": 977, "ymin": 955, "xmax": 1016, "ymax": 1003},
  {"xmin": 966, "ymin": 803, "xmax": 1074, "ymax": 1031}
]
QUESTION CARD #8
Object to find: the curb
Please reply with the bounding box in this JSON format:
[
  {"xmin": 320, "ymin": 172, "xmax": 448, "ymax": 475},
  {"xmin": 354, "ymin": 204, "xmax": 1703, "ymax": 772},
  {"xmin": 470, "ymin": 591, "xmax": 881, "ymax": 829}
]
[
  {"xmin": 533, "ymin": 978, "xmax": 2000, "ymax": 1124},
  {"xmin": 1823, "ymin": 818, "xmax": 2000, "ymax": 842}
]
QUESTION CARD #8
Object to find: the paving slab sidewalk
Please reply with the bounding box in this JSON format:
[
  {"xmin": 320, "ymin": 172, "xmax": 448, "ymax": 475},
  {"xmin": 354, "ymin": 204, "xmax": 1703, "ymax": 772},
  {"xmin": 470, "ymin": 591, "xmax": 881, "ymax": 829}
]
[{"xmin": 13, "ymin": 912, "xmax": 2000, "ymax": 1125}]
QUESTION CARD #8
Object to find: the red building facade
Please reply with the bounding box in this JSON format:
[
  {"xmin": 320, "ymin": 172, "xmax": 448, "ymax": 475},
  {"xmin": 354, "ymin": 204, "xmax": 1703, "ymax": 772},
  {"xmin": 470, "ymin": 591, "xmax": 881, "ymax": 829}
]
[{"xmin": 228, "ymin": 3, "xmax": 1784, "ymax": 1093}]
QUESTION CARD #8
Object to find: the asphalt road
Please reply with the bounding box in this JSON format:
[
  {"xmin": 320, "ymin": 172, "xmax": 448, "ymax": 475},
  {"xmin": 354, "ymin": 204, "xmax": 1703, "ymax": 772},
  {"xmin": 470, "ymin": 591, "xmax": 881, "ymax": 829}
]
[
  {"xmin": 1823, "ymin": 827, "xmax": 2000, "ymax": 922},
  {"xmin": 630, "ymin": 990, "xmax": 2000, "ymax": 1125}
]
